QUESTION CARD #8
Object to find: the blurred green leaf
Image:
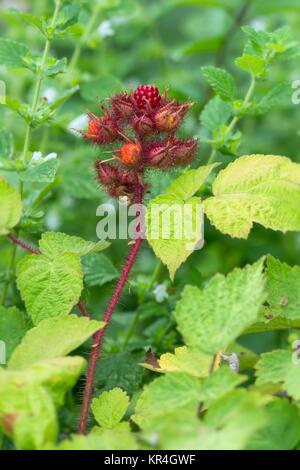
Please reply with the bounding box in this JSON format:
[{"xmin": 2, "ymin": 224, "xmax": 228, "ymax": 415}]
[
  {"xmin": 202, "ymin": 66, "xmax": 237, "ymax": 101},
  {"xmin": 39, "ymin": 232, "xmax": 109, "ymax": 258},
  {"xmin": 0, "ymin": 307, "xmax": 28, "ymax": 361},
  {"xmin": 174, "ymin": 259, "xmax": 265, "ymax": 354},
  {"xmin": 0, "ymin": 129, "xmax": 13, "ymax": 159},
  {"xmin": 200, "ymin": 96, "xmax": 232, "ymax": 132},
  {"xmin": 80, "ymin": 76, "xmax": 123, "ymax": 102},
  {"xmin": 0, "ymin": 38, "xmax": 30, "ymax": 68},
  {"xmin": 256, "ymin": 349, "xmax": 300, "ymax": 400},
  {"xmin": 20, "ymin": 160, "xmax": 59, "ymax": 183},
  {"xmin": 82, "ymin": 252, "xmax": 118, "ymax": 287}
]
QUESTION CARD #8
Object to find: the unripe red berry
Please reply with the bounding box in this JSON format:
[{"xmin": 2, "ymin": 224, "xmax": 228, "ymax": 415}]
[
  {"xmin": 133, "ymin": 85, "xmax": 161, "ymax": 110},
  {"xmin": 154, "ymin": 103, "xmax": 192, "ymax": 132},
  {"xmin": 133, "ymin": 115, "xmax": 155, "ymax": 136},
  {"xmin": 119, "ymin": 143, "xmax": 142, "ymax": 166},
  {"xmin": 85, "ymin": 115, "xmax": 119, "ymax": 145},
  {"xmin": 110, "ymin": 92, "xmax": 135, "ymax": 120},
  {"xmin": 96, "ymin": 161, "xmax": 119, "ymax": 186},
  {"xmin": 171, "ymin": 138, "xmax": 198, "ymax": 166}
]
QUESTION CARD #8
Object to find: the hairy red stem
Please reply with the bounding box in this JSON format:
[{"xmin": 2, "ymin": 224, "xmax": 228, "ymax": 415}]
[
  {"xmin": 77, "ymin": 301, "xmax": 91, "ymax": 319},
  {"xmin": 8, "ymin": 233, "xmax": 41, "ymax": 255},
  {"xmin": 78, "ymin": 236, "xmax": 143, "ymax": 434},
  {"xmin": 7, "ymin": 233, "xmax": 91, "ymax": 318}
]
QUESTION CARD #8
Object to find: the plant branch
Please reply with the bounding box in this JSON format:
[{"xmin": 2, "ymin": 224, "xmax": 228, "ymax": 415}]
[
  {"xmin": 200, "ymin": 0, "xmax": 252, "ymax": 111},
  {"xmin": 207, "ymin": 75, "xmax": 256, "ymax": 164},
  {"xmin": 22, "ymin": 0, "xmax": 61, "ymax": 164},
  {"xmin": 7, "ymin": 233, "xmax": 41, "ymax": 255},
  {"xmin": 78, "ymin": 236, "xmax": 143, "ymax": 434}
]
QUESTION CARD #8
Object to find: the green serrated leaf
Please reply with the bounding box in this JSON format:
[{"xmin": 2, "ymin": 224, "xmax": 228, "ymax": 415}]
[
  {"xmin": 82, "ymin": 253, "xmax": 118, "ymax": 287},
  {"xmin": 0, "ymin": 307, "xmax": 28, "ymax": 362},
  {"xmin": 0, "ymin": 38, "xmax": 30, "ymax": 68},
  {"xmin": 147, "ymin": 164, "xmax": 216, "ymax": 279},
  {"xmin": 44, "ymin": 57, "xmax": 67, "ymax": 77},
  {"xmin": 202, "ymin": 66, "xmax": 236, "ymax": 101},
  {"xmin": 8, "ymin": 315, "xmax": 104, "ymax": 370},
  {"xmin": 39, "ymin": 232, "xmax": 110, "ymax": 258},
  {"xmin": 0, "ymin": 129, "xmax": 13, "ymax": 159},
  {"xmin": 57, "ymin": 423, "xmax": 138, "ymax": 450},
  {"xmin": 0, "ymin": 177, "xmax": 22, "ymax": 235},
  {"xmin": 165, "ymin": 163, "xmax": 219, "ymax": 200},
  {"xmin": 256, "ymin": 349, "xmax": 300, "ymax": 400},
  {"xmin": 200, "ymin": 390, "xmax": 268, "ymax": 450},
  {"xmin": 247, "ymin": 399, "xmax": 300, "ymax": 450},
  {"xmin": 13, "ymin": 12, "xmax": 44, "ymax": 33},
  {"xmin": 20, "ymin": 159, "xmax": 59, "ymax": 183},
  {"xmin": 198, "ymin": 367, "xmax": 246, "ymax": 407},
  {"xmin": 204, "ymin": 155, "xmax": 300, "ymax": 239},
  {"xmin": 0, "ymin": 382, "xmax": 57, "ymax": 450},
  {"xmin": 200, "ymin": 96, "xmax": 232, "ymax": 132},
  {"xmin": 133, "ymin": 372, "xmax": 202, "ymax": 429},
  {"xmin": 235, "ymin": 54, "xmax": 266, "ymax": 77},
  {"xmin": 254, "ymin": 83, "xmax": 289, "ymax": 114},
  {"xmin": 1, "ymin": 356, "xmax": 85, "ymax": 406},
  {"xmin": 147, "ymin": 194, "xmax": 202, "ymax": 280},
  {"xmin": 147, "ymin": 346, "xmax": 212, "ymax": 377},
  {"xmin": 17, "ymin": 253, "xmax": 83, "ymax": 324},
  {"xmin": 265, "ymin": 256, "xmax": 300, "ymax": 320},
  {"xmin": 173, "ymin": 259, "xmax": 265, "ymax": 354},
  {"xmin": 95, "ymin": 350, "xmax": 144, "ymax": 397},
  {"xmin": 91, "ymin": 388, "xmax": 129, "ymax": 429}
]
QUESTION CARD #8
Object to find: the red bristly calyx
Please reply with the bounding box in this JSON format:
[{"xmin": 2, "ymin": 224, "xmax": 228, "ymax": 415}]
[{"xmin": 81, "ymin": 84, "xmax": 198, "ymax": 203}]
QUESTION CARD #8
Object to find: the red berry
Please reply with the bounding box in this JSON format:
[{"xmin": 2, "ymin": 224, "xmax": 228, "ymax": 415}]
[
  {"xmin": 133, "ymin": 85, "xmax": 161, "ymax": 110},
  {"xmin": 120, "ymin": 143, "xmax": 142, "ymax": 165},
  {"xmin": 85, "ymin": 115, "xmax": 119, "ymax": 144}
]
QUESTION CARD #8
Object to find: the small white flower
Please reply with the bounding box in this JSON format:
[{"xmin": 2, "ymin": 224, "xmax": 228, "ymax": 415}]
[
  {"xmin": 68, "ymin": 114, "xmax": 88, "ymax": 137},
  {"xmin": 44, "ymin": 152, "xmax": 57, "ymax": 162},
  {"xmin": 45, "ymin": 210, "xmax": 61, "ymax": 231},
  {"xmin": 153, "ymin": 284, "xmax": 168, "ymax": 303},
  {"xmin": 98, "ymin": 20, "xmax": 114, "ymax": 38},
  {"xmin": 250, "ymin": 18, "xmax": 266, "ymax": 32},
  {"xmin": 32, "ymin": 151, "xmax": 43, "ymax": 161},
  {"xmin": 43, "ymin": 87, "xmax": 58, "ymax": 104}
]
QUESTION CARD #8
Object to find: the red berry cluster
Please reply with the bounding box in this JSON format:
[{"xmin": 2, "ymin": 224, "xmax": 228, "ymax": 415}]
[
  {"xmin": 133, "ymin": 85, "xmax": 161, "ymax": 110},
  {"xmin": 81, "ymin": 85, "xmax": 198, "ymax": 202}
]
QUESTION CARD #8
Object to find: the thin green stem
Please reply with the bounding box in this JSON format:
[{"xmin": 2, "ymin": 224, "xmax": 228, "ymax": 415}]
[
  {"xmin": 69, "ymin": 5, "xmax": 102, "ymax": 71},
  {"xmin": 1, "ymin": 1, "xmax": 61, "ymax": 305},
  {"xmin": 207, "ymin": 76, "xmax": 256, "ymax": 164},
  {"xmin": 22, "ymin": 0, "xmax": 61, "ymax": 164}
]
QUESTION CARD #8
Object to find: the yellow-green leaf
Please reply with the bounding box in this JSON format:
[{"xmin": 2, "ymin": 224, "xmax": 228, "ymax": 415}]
[
  {"xmin": 0, "ymin": 177, "xmax": 22, "ymax": 235},
  {"xmin": 204, "ymin": 155, "xmax": 300, "ymax": 239}
]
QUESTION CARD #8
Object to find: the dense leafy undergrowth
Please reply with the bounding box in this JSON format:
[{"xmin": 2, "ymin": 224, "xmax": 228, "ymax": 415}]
[{"xmin": 1, "ymin": 0, "xmax": 300, "ymax": 451}]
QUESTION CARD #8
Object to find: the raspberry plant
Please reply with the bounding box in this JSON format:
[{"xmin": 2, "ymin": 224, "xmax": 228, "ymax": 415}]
[{"xmin": 1, "ymin": 0, "xmax": 300, "ymax": 452}]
